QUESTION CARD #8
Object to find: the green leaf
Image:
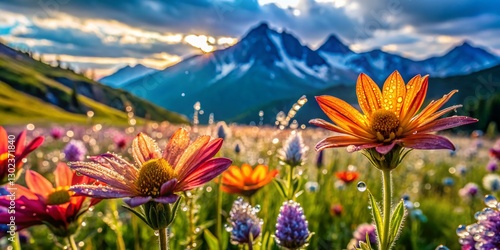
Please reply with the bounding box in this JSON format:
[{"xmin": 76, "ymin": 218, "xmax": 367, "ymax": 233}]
[
  {"xmin": 359, "ymin": 241, "xmax": 371, "ymax": 250},
  {"xmin": 222, "ymin": 229, "xmax": 229, "ymax": 250},
  {"xmin": 368, "ymin": 190, "xmax": 384, "ymax": 249},
  {"xmin": 365, "ymin": 232, "xmax": 373, "ymax": 250},
  {"xmin": 273, "ymin": 179, "xmax": 288, "ymax": 198},
  {"xmin": 388, "ymin": 199, "xmax": 406, "ymax": 246},
  {"xmin": 260, "ymin": 232, "xmax": 271, "ymax": 250},
  {"xmin": 122, "ymin": 205, "xmax": 150, "ymax": 228},
  {"xmin": 169, "ymin": 197, "xmax": 182, "ymax": 224},
  {"xmin": 203, "ymin": 229, "xmax": 219, "ymax": 250}
]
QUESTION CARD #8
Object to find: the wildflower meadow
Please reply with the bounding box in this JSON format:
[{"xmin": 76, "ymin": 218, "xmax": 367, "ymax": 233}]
[{"xmin": 1, "ymin": 71, "xmax": 498, "ymax": 250}]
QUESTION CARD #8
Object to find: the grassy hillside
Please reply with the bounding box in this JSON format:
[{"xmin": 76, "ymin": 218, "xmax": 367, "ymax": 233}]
[{"xmin": 0, "ymin": 43, "xmax": 189, "ymax": 125}]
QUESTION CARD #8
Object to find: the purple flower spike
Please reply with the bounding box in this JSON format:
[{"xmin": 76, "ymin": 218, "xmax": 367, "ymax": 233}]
[
  {"xmin": 458, "ymin": 195, "xmax": 500, "ymax": 249},
  {"xmin": 228, "ymin": 197, "xmax": 262, "ymax": 245},
  {"xmin": 275, "ymin": 200, "xmax": 310, "ymax": 249}
]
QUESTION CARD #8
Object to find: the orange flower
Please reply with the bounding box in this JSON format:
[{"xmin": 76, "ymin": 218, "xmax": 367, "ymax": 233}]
[
  {"xmin": 335, "ymin": 171, "xmax": 359, "ymax": 184},
  {"xmin": 310, "ymin": 71, "xmax": 478, "ymax": 154},
  {"xmin": 221, "ymin": 164, "xmax": 278, "ymax": 197}
]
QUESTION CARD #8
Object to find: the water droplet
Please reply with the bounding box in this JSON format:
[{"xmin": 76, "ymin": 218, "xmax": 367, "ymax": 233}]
[
  {"xmin": 224, "ymin": 224, "xmax": 233, "ymax": 232},
  {"xmin": 484, "ymin": 195, "xmax": 498, "ymax": 208},
  {"xmin": 456, "ymin": 225, "xmax": 467, "ymax": 237},
  {"xmin": 367, "ymin": 205, "xmax": 372, "ymax": 210},
  {"xmin": 397, "ymin": 97, "xmax": 403, "ymax": 103},
  {"xmin": 154, "ymin": 230, "xmax": 160, "ymax": 236},
  {"xmin": 254, "ymin": 205, "xmax": 261, "ymax": 212},
  {"xmin": 435, "ymin": 245, "xmax": 449, "ymax": 250},
  {"xmin": 357, "ymin": 181, "xmax": 367, "ymax": 192}
]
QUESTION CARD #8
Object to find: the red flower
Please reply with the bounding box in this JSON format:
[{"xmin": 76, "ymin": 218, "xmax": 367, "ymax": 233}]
[
  {"xmin": 335, "ymin": 171, "xmax": 359, "ymax": 184},
  {"xmin": 0, "ymin": 163, "xmax": 100, "ymax": 237},
  {"xmin": 330, "ymin": 204, "xmax": 343, "ymax": 216},
  {"xmin": 0, "ymin": 127, "xmax": 44, "ymax": 184}
]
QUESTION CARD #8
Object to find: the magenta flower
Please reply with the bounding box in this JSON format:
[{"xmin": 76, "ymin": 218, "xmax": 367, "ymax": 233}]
[{"xmin": 69, "ymin": 128, "xmax": 232, "ymax": 207}]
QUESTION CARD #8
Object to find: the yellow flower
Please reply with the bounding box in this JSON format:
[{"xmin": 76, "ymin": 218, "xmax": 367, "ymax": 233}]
[{"xmin": 310, "ymin": 71, "xmax": 478, "ymax": 154}]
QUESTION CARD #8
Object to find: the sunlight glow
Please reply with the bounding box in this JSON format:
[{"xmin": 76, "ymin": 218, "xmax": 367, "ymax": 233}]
[{"xmin": 184, "ymin": 35, "xmax": 215, "ymax": 53}]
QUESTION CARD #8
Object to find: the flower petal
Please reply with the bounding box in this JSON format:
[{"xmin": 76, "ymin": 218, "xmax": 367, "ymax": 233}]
[
  {"xmin": 250, "ymin": 165, "xmax": 268, "ymax": 183},
  {"xmin": 90, "ymin": 153, "xmax": 139, "ymax": 180},
  {"xmin": 0, "ymin": 127, "xmax": 7, "ymax": 153},
  {"xmin": 176, "ymin": 158, "xmax": 232, "ymax": 191},
  {"xmin": 400, "ymin": 75, "xmax": 427, "ymax": 124},
  {"xmin": 160, "ymin": 178, "xmax": 178, "ymax": 196},
  {"xmin": 410, "ymin": 89, "xmax": 458, "ymax": 128},
  {"xmin": 315, "ymin": 135, "xmax": 376, "ymax": 151},
  {"xmin": 25, "ymin": 170, "xmax": 54, "ymax": 196},
  {"xmin": 69, "ymin": 161, "xmax": 137, "ymax": 192},
  {"xmin": 381, "ymin": 71, "xmax": 406, "ymax": 116},
  {"xmin": 55, "ymin": 162, "xmax": 73, "ymax": 187},
  {"xmin": 17, "ymin": 135, "xmax": 44, "ymax": 160},
  {"xmin": 416, "ymin": 116, "xmax": 478, "ymax": 134},
  {"xmin": 308, "ymin": 119, "xmax": 352, "ymax": 136},
  {"xmin": 154, "ymin": 194, "xmax": 179, "ymax": 204},
  {"xmin": 163, "ymin": 128, "xmax": 191, "ymax": 167},
  {"xmin": 124, "ymin": 196, "xmax": 152, "ymax": 207},
  {"xmin": 399, "ymin": 134, "xmax": 455, "ymax": 151},
  {"xmin": 376, "ymin": 141, "xmax": 396, "ymax": 155},
  {"xmin": 315, "ymin": 96, "xmax": 372, "ymax": 138},
  {"xmin": 356, "ymin": 73, "xmax": 383, "ymax": 117},
  {"xmin": 14, "ymin": 130, "xmax": 27, "ymax": 156},
  {"xmin": 132, "ymin": 133, "xmax": 161, "ymax": 166},
  {"xmin": 175, "ymin": 137, "xmax": 223, "ymax": 181},
  {"xmin": 71, "ymin": 184, "xmax": 135, "ymax": 198},
  {"xmin": 412, "ymin": 105, "xmax": 463, "ymax": 130}
]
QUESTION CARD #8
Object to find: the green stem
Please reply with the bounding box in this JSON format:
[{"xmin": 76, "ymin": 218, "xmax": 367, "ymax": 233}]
[
  {"xmin": 131, "ymin": 214, "xmax": 141, "ymax": 250},
  {"xmin": 381, "ymin": 169, "xmax": 392, "ymax": 250},
  {"xmin": 287, "ymin": 164, "xmax": 294, "ymax": 200},
  {"xmin": 187, "ymin": 193, "xmax": 196, "ymax": 248},
  {"xmin": 66, "ymin": 235, "xmax": 78, "ymax": 250},
  {"xmin": 159, "ymin": 227, "xmax": 169, "ymax": 250},
  {"xmin": 216, "ymin": 176, "xmax": 223, "ymax": 250},
  {"xmin": 11, "ymin": 232, "xmax": 21, "ymax": 250},
  {"xmin": 110, "ymin": 200, "xmax": 126, "ymax": 250}
]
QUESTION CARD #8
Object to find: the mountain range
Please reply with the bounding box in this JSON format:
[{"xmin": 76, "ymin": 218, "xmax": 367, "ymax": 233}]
[
  {"xmin": 104, "ymin": 22, "xmax": 499, "ymax": 125},
  {"xmin": 99, "ymin": 64, "xmax": 158, "ymax": 87}
]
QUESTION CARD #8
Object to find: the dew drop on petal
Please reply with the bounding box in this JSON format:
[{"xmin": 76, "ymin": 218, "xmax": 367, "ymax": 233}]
[
  {"xmin": 357, "ymin": 181, "xmax": 367, "ymax": 192},
  {"xmin": 484, "ymin": 195, "xmax": 498, "ymax": 208},
  {"xmin": 456, "ymin": 224, "xmax": 467, "ymax": 237}
]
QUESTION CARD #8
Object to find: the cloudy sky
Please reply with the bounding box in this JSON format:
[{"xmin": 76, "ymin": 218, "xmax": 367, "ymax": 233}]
[{"xmin": 0, "ymin": 0, "xmax": 499, "ymax": 78}]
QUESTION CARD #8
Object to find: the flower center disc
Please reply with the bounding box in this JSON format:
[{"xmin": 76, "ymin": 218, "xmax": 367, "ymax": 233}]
[
  {"xmin": 371, "ymin": 110, "xmax": 401, "ymax": 142},
  {"xmin": 47, "ymin": 188, "xmax": 71, "ymax": 205},
  {"xmin": 136, "ymin": 158, "xmax": 175, "ymax": 197}
]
